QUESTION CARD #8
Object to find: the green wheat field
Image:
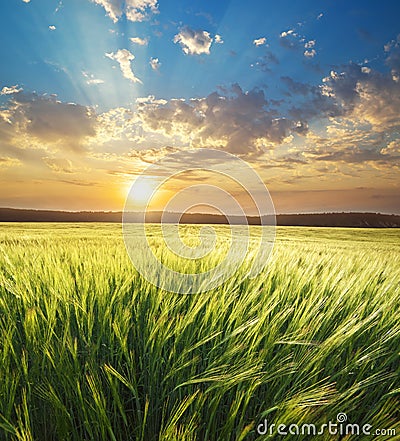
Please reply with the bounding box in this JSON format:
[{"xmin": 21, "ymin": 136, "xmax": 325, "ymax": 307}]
[{"xmin": 0, "ymin": 223, "xmax": 399, "ymax": 440}]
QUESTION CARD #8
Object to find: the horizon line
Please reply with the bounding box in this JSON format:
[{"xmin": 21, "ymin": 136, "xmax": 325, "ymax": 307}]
[{"xmin": 0, "ymin": 207, "xmax": 399, "ymax": 217}]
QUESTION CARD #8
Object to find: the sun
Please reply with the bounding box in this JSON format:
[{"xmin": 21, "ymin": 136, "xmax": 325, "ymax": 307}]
[
  {"xmin": 124, "ymin": 175, "xmax": 175, "ymax": 211},
  {"xmin": 126, "ymin": 176, "xmax": 162, "ymax": 208}
]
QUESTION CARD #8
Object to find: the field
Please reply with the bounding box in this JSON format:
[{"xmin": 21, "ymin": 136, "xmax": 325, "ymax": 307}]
[{"xmin": 0, "ymin": 223, "xmax": 399, "ymax": 440}]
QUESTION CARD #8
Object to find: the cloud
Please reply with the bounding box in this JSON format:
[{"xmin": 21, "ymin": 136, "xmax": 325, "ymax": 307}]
[
  {"xmin": 149, "ymin": 57, "xmax": 161, "ymax": 71},
  {"xmin": 82, "ymin": 71, "xmax": 105, "ymax": 85},
  {"xmin": 303, "ymin": 40, "xmax": 317, "ymax": 58},
  {"xmin": 90, "ymin": 106, "xmax": 147, "ymax": 149},
  {"xmin": 317, "ymin": 13, "xmax": 323, "ymax": 20},
  {"xmin": 128, "ymin": 146, "xmax": 179, "ymax": 164},
  {"xmin": 1, "ymin": 85, "xmax": 23, "ymax": 95},
  {"xmin": 279, "ymin": 29, "xmax": 302, "ymax": 50},
  {"xmin": 280, "ymin": 29, "xmax": 296, "ymax": 38},
  {"xmin": 317, "ymin": 63, "xmax": 400, "ymax": 132},
  {"xmin": 173, "ymin": 27, "xmax": 213, "ymax": 55},
  {"xmin": 304, "ymin": 49, "xmax": 316, "ymax": 58},
  {"xmin": 2, "ymin": 71, "xmax": 397, "ymax": 213},
  {"xmin": 384, "ymin": 34, "xmax": 400, "ymax": 82},
  {"xmin": 289, "ymin": 59, "xmax": 400, "ymax": 173},
  {"xmin": 286, "ymin": 64, "xmax": 380, "ymax": 122},
  {"xmin": 95, "ymin": 53, "xmax": 396, "ymax": 165},
  {"xmin": 253, "ymin": 37, "xmax": 267, "ymax": 46},
  {"xmin": 57, "ymin": 179, "xmax": 97, "ymax": 187},
  {"xmin": 281, "ymin": 76, "xmax": 315, "ymax": 96},
  {"xmin": 132, "ymin": 51, "xmax": 400, "ymax": 161},
  {"xmin": 136, "ymin": 84, "xmax": 307, "ymax": 154},
  {"xmin": 279, "ymin": 28, "xmax": 317, "ymax": 54},
  {"xmin": 351, "ymin": 76, "xmax": 400, "ymax": 132},
  {"xmin": 194, "ymin": 11, "xmax": 215, "ymax": 26},
  {"xmin": 44, "ymin": 157, "xmax": 73, "ymax": 173},
  {"xmin": 90, "ymin": 0, "xmax": 158, "ymax": 23},
  {"xmin": 3, "ymin": 36, "xmax": 398, "ymax": 196},
  {"xmin": 0, "ymin": 157, "xmax": 21, "ymax": 168},
  {"xmin": 306, "ymin": 145, "xmax": 399, "ymax": 166},
  {"xmin": 136, "ymin": 95, "xmax": 167, "ymax": 105},
  {"xmin": 49, "ymin": 25, "xmax": 56, "ymax": 31},
  {"xmin": 125, "ymin": 0, "xmax": 158, "ymax": 21},
  {"xmin": 130, "ymin": 36, "xmax": 148, "ymax": 46},
  {"xmin": 105, "ymin": 49, "xmax": 142, "ymax": 84},
  {"xmin": 215, "ymin": 34, "xmax": 224, "ymax": 44},
  {"xmin": 55, "ymin": 1, "xmax": 63, "ymax": 13},
  {"xmin": 91, "ymin": 0, "xmax": 121, "ymax": 23},
  {"xmin": 381, "ymin": 140, "xmax": 400, "ymax": 155},
  {"xmin": 0, "ymin": 92, "xmax": 97, "ymax": 152},
  {"xmin": 22, "ymin": 0, "xmax": 30, "ymax": 3},
  {"xmin": 251, "ymin": 51, "xmax": 279, "ymax": 72}
]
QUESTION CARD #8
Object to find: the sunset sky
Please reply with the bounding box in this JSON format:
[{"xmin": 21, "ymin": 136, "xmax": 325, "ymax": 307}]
[{"xmin": 0, "ymin": 0, "xmax": 399, "ymax": 214}]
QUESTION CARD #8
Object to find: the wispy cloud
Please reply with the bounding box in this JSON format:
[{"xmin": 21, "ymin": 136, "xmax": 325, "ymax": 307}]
[
  {"xmin": 44, "ymin": 157, "xmax": 74, "ymax": 173},
  {"xmin": 136, "ymin": 95, "xmax": 167, "ymax": 105},
  {"xmin": 304, "ymin": 49, "xmax": 316, "ymax": 58},
  {"xmin": 1, "ymin": 85, "xmax": 23, "ymax": 95},
  {"xmin": 280, "ymin": 29, "xmax": 297, "ymax": 38},
  {"xmin": 253, "ymin": 37, "xmax": 267, "ymax": 46},
  {"xmin": 105, "ymin": 49, "xmax": 142, "ymax": 84},
  {"xmin": 55, "ymin": 1, "xmax": 63, "ymax": 13},
  {"xmin": 149, "ymin": 57, "xmax": 161, "ymax": 71},
  {"xmin": 0, "ymin": 157, "xmax": 21, "ymax": 168},
  {"xmin": 82, "ymin": 71, "xmax": 105, "ymax": 85},
  {"xmin": 250, "ymin": 51, "xmax": 279, "ymax": 72},
  {"xmin": 130, "ymin": 36, "xmax": 148, "ymax": 46}
]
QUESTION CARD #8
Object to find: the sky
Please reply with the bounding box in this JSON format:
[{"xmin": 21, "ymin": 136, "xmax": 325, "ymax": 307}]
[{"xmin": 0, "ymin": 0, "xmax": 399, "ymax": 214}]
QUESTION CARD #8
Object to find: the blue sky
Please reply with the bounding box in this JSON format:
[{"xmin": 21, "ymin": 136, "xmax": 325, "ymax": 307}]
[
  {"xmin": 2, "ymin": 0, "xmax": 399, "ymax": 108},
  {"xmin": 0, "ymin": 0, "xmax": 399, "ymax": 213}
]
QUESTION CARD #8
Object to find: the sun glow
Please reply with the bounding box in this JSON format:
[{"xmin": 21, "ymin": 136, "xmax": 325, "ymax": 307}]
[
  {"xmin": 125, "ymin": 176, "xmax": 171, "ymax": 210},
  {"xmin": 132, "ymin": 178, "xmax": 156, "ymax": 204}
]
